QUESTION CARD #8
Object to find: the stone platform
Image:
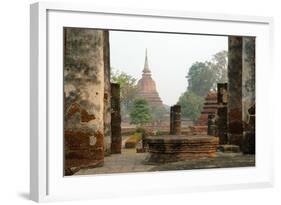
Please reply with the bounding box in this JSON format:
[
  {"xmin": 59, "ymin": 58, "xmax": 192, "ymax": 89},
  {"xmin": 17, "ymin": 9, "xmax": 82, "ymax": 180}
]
[{"xmin": 146, "ymin": 135, "xmax": 219, "ymax": 164}]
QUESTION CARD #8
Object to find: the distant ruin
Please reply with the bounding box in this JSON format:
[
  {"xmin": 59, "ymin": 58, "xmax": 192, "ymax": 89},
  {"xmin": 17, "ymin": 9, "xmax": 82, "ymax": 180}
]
[{"xmin": 137, "ymin": 49, "xmax": 165, "ymax": 109}]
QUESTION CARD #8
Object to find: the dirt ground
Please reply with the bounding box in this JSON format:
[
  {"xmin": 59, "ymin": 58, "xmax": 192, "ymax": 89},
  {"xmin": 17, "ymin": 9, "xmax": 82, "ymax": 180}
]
[{"xmin": 74, "ymin": 147, "xmax": 255, "ymax": 176}]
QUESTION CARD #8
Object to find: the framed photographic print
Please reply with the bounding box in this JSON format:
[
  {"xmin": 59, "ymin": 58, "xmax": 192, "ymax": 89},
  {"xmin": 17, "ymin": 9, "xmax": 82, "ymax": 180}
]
[{"xmin": 30, "ymin": 2, "xmax": 274, "ymax": 202}]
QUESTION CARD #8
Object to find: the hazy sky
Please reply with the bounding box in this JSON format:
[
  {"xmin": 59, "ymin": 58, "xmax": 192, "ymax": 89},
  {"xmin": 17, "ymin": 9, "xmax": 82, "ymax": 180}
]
[{"xmin": 110, "ymin": 30, "xmax": 227, "ymax": 106}]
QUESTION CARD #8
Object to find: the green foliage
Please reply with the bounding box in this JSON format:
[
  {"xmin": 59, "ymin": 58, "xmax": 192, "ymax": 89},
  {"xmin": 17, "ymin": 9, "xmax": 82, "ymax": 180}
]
[
  {"xmin": 177, "ymin": 91, "xmax": 204, "ymax": 121},
  {"xmin": 129, "ymin": 98, "xmax": 152, "ymax": 126},
  {"xmin": 186, "ymin": 50, "xmax": 228, "ymax": 97},
  {"xmin": 111, "ymin": 68, "xmax": 138, "ymax": 116},
  {"xmin": 209, "ymin": 50, "xmax": 228, "ymax": 84},
  {"xmin": 187, "ymin": 62, "xmax": 216, "ymax": 97}
]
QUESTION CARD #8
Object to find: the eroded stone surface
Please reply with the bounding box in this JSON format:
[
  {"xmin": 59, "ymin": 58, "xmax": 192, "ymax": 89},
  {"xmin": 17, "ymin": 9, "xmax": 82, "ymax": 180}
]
[
  {"xmin": 64, "ymin": 28, "xmax": 107, "ymax": 175},
  {"xmin": 228, "ymin": 36, "xmax": 243, "ymax": 146},
  {"xmin": 103, "ymin": 31, "xmax": 112, "ymax": 156},
  {"xmin": 146, "ymin": 135, "xmax": 219, "ymax": 163},
  {"xmin": 242, "ymin": 37, "xmax": 256, "ymax": 154}
]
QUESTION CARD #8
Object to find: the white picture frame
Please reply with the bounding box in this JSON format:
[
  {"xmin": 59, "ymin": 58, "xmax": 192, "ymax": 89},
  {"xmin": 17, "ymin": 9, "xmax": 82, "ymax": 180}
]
[{"xmin": 30, "ymin": 2, "xmax": 274, "ymax": 202}]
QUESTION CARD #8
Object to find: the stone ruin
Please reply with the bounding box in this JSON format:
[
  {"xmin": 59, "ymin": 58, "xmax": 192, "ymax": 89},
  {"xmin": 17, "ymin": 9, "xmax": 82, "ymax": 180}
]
[
  {"xmin": 137, "ymin": 49, "xmax": 165, "ymax": 108},
  {"xmin": 196, "ymin": 91, "xmax": 218, "ymax": 126},
  {"xmin": 170, "ymin": 105, "xmax": 181, "ymax": 135},
  {"xmin": 63, "ymin": 28, "xmax": 122, "ymax": 175},
  {"xmin": 146, "ymin": 104, "xmax": 219, "ymax": 163},
  {"xmin": 63, "ymin": 28, "xmax": 256, "ymax": 174},
  {"xmin": 216, "ymin": 37, "xmax": 255, "ymax": 154},
  {"xmin": 146, "ymin": 36, "xmax": 256, "ymax": 162},
  {"xmin": 188, "ymin": 91, "xmax": 219, "ymax": 135},
  {"xmin": 146, "ymin": 135, "xmax": 219, "ymax": 163},
  {"xmin": 64, "ymin": 28, "xmax": 107, "ymax": 175}
]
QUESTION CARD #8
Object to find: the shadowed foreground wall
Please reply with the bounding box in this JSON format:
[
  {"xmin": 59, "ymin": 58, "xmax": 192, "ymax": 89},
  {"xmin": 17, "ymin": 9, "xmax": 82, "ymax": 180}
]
[{"xmin": 63, "ymin": 28, "xmax": 109, "ymax": 174}]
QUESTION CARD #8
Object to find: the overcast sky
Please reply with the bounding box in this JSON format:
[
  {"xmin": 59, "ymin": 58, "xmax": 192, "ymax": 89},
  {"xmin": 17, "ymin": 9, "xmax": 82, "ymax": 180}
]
[{"xmin": 110, "ymin": 30, "xmax": 227, "ymax": 106}]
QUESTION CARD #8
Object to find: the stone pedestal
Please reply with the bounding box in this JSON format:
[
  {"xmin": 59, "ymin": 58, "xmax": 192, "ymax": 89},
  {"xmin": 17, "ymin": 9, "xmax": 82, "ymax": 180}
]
[
  {"xmin": 146, "ymin": 135, "xmax": 219, "ymax": 163},
  {"xmin": 110, "ymin": 83, "xmax": 122, "ymax": 154},
  {"xmin": 228, "ymin": 36, "xmax": 243, "ymax": 147}
]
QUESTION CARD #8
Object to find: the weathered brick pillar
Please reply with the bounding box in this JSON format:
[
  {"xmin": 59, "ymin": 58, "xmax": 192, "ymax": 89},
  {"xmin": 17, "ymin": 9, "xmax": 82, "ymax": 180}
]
[
  {"xmin": 173, "ymin": 105, "xmax": 181, "ymax": 135},
  {"xmin": 64, "ymin": 28, "xmax": 106, "ymax": 175},
  {"xmin": 169, "ymin": 106, "xmax": 174, "ymax": 135},
  {"xmin": 170, "ymin": 105, "xmax": 181, "ymax": 135},
  {"xmin": 228, "ymin": 36, "xmax": 243, "ymax": 146},
  {"xmin": 242, "ymin": 37, "xmax": 256, "ymax": 154},
  {"xmin": 103, "ymin": 31, "xmax": 111, "ymax": 156},
  {"xmin": 217, "ymin": 83, "xmax": 228, "ymax": 144},
  {"xmin": 111, "ymin": 83, "xmax": 122, "ymax": 154}
]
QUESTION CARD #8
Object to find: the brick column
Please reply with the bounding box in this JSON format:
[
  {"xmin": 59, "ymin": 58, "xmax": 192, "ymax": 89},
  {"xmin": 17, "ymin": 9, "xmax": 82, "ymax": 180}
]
[
  {"xmin": 227, "ymin": 36, "xmax": 243, "ymax": 146},
  {"xmin": 103, "ymin": 31, "xmax": 111, "ymax": 156},
  {"xmin": 217, "ymin": 83, "xmax": 228, "ymax": 144},
  {"xmin": 110, "ymin": 83, "xmax": 122, "ymax": 154},
  {"xmin": 242, "ymin": 37, "xmax": 256, "ymax": 154},
  {"xmin": 170, "ymin": 105, "xmax": 181, "ymax": 135},
  {"xmin": 173, "ymin": 105, "xmax": 181, "ymax": 135},
  {"xmin": 169, "ymin": 106, "xmax": 174, "ymax": 135},
  {"xmin": 64, "ymin": 28, "xmax": 106, "ymax": 175}
]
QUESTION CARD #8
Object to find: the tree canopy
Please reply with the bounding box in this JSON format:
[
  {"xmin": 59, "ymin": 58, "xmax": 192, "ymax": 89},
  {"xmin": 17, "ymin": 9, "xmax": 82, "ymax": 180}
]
[
  {"xmin": 111, "ymin": 68, "xmax": 139, "ymax": 116},
  {"xmin": 178, "ymin": 50, "xmax": 228, "ymax": 121},
  {"xmin": 177, "ymin": 91, "xmax": 204, "ymax": 122},
  {"xmin": 187, "ymin": 61, "xmax": 215, "ymax": 97},
  {"xmin": 186, "ymin": 50, "xmax": 228, "ymax": 97}
]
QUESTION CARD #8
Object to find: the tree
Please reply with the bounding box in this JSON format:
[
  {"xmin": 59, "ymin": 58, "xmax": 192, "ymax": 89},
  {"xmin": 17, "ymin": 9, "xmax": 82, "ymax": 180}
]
[
  {"xmin": 129, "ymin": 98, "xmax": 152, "ymax": 126},
  {"xmin": 111, "ymin": 68, "xmax": 139, "ymax": 116},
  {"xmin": 177, "ymin": 91, "xmax": 204, "ymax": 122},
  {"xmin": 187, "ymin": 62, "xmax": 215, "ymax": 97},
  {"xmin": 186, "ymin": 50, "xmax": 228, "ymax": 97},
  {"xmin": 209, "ymin": 50, "xmax": 228, "ymax": 84}
]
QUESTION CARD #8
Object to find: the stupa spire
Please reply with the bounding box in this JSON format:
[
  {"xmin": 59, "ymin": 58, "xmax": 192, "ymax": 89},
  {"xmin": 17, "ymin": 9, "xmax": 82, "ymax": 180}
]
[
  {"xmin": 143, "ymin": 48, "xmax": 151, "ymax": 74},
  {"xmin": 137, "ymin": 48, "xmax": 164, "ymax": 108}
]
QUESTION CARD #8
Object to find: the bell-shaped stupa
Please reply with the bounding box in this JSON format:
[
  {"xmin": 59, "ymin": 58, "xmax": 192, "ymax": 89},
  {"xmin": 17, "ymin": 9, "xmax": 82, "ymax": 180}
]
[{"xmin": 137, "ymin": 49, "xmax": 164, "ymax": 108}]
